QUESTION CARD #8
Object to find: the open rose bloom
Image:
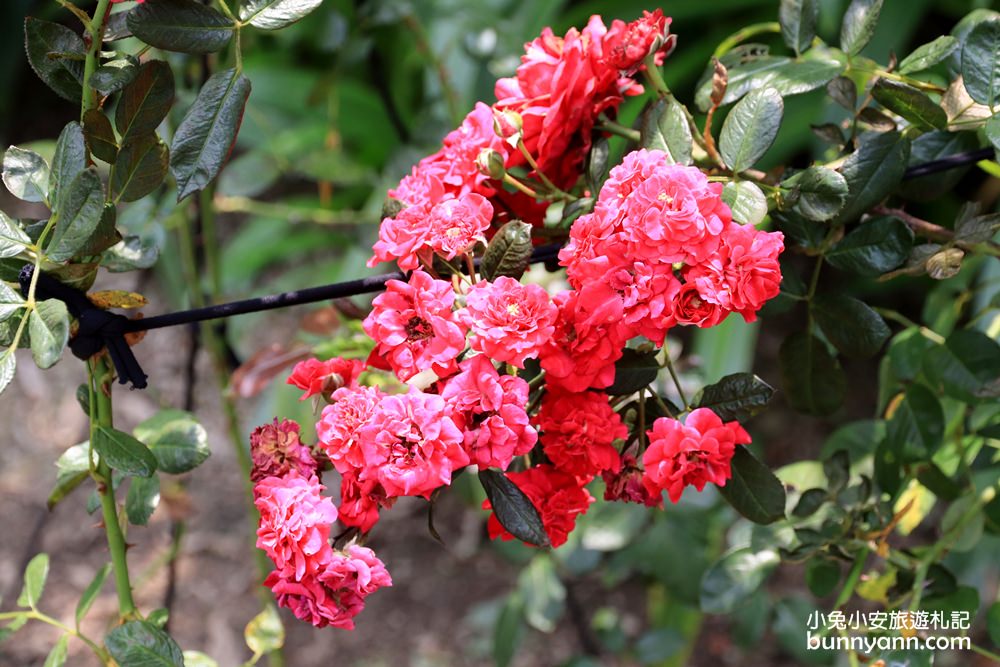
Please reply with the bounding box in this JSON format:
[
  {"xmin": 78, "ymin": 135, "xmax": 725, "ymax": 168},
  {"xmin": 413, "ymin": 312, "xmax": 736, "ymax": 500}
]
[{"xmin": 253, "ymin": 8, "xmax": 783, "ymax": 631}]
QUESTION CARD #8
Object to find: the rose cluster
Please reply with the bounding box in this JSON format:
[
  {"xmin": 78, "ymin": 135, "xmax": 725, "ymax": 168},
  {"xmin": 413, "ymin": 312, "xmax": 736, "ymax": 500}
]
[{"xmin": 254, "ymin": 9, "xmax": 785, "ymax": 631}]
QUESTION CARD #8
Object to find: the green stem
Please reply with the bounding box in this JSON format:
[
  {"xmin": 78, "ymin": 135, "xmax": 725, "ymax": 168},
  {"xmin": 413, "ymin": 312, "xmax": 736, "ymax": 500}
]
[
  {"xmin": 712, "ymin": 22, "xmax": 781, "ymax": 59},
  {"xmin": 640, "ymin": 56, "xmax": 713, "ymax": 156},
  {"xmin": 637, "ymin": 388, "xmax": 647, "ymax": 449},
  {"xmin": 596, "ymin": 116, "xmax": 641, "ymax": 142},
  {"xmin": 0, "ymin": 610, "xmax": 107, "ymax": 660},
  {"xmin": 970, "ymin": 643, "xmax": 1000, "ymax": 662},
  {"xmin": 80, "ymin": 0, "xmax": 113, "ymax": 120},
  {"xmin": 663, "ymin": 353, "xmax": 689, "ymax": 410},
  {"xmin": 89, "ymin": 357, "xmax": 138, "ymax": 620},
  {"xmin": 517, "ymin": 139, "xmax": 575, "ymax": 200}
]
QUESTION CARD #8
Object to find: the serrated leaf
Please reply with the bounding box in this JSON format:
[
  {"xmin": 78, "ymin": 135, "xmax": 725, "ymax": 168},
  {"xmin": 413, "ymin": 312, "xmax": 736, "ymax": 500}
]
[
  {"xmin": 886, "ymin": 383, "xmax": 943, "ymax": 462},
  {"xmin": 898, "ymin": 36, "xmax": 959, "ymax": 74},
  {"xmin": 49, "ymin": 122, "xmax": 87, "ymax": 212},
  {"xmin": 240, "ymin": 0, "xmax": 323, "ymax": 30},
  {"xmin": 722, "ymin": 180, "xmax": 768, "ymax": 225},
  {"xmin": 604, "ymin": 348, "xmax": 659, "ymax": 395},
  {"xmin": 720, "ymin": 87, "xmax": 783, "ymax": 172},
  {"xmin": 700, "ymin": 546, "xmax": 780, "ymax": 613},
  {"xmin": 134, "ymin": 410, "xmax": 210, "ymax": 474},
  {"xmin": 695, "ymin": 55, "xmax": 843, "ymax": 111},
  {"xmin": 779, "ymin": 0, "xmax": 818, "ymax": 56},
  {"xmin": 0, "ymin": 281, "xmax": 25, "ymax": 322},
  {"xmin": 840, "ymin": 0, "xmax": 884, "ymax": 56},
  {"xmin": 955, "ymin": 212, "xmax": 999, "ymax": 244},
  {"xmin": 832, "ymin": 131, "xmax": 910, "ymax": 226},
  {"xmin": 127, "ymin": 0, "xmax": 235, "ymax": 54},
  {"xmin": 0, "ymin": 212, "xmax": 32, "ymax": 259},
  {"xmin": 76, "ymin": 204, "xmax": 121, "ymax": 257},
  {"xmin": 639, "ymin": 98, "xmax": 693, "ymax": 165},
  {"xmin": 826, "ymin": 216, "xmax": 913, "ymax": 275},
  {"xmin": 871, "ymin": 79, "xmax": 947, "ymax": 130},
  {"xmin": 3, "ymin": 146, "xmax": 49, "ymax": 204},
  {"xmin": 0, "ymin": 351, "xmax": 15, "ymax": 396},
  {"xmin": 105, "ymin": 620, "xmax": 184, "ymax": 667},
  {"xmin": 827, "ymin": 76, "xmax": 857, "ymax": 110},
  {"xmin": 782, "ymin": 166, "xmax": 848, "ymax": 221},
  {"xmin": 480, "ymin": 469, "xmax": 550, "ymax": 547},
  {"xmin": 812, "ymin": 294, "xmax": 890, "ymax": 359},
  {"xmin": 480, "ymin": 220, "xmax": 532, "ymax": 281},
  {"xmin": 779, "ymin": 332, "xmax": 846, "ymax": 416},
  {"xmin": 75, "ymin": 564, "xmax": 111, "ymax": 627},
  {"xmin": 126, "ymin": 474, "xmax": 160, "ymax": 525},
  {"xmin": 92, "ymin": 426, "xmax": 158, "ymax": 477},
  {"xmin": 24, "ymin": 18, "xmax": 85, "ymax": 102},
  {"xmin": 82, "ymin": 110, "xmax": 118, "ymax": 164},
  {"xmin": 962, "ymin": 18, "xmax": 1000, "ymax": 107},
  {"xmin": 48, "ymin": 442, "xmax": 90, "ymax": 510},
  {"xmin": 47, "ymin": 167, "xmax": 104, "ymax": 262},
  {"xmin": 115, "ymin": 61, "xmax": 174, "ymax": 145},
  {"xmin": 90, "ymin": 55, "xmax": 140, "ymax": 95},
  {"xmin": 244, "ymin": 605, "xmax": 284, "ymax": 655},
  {"xmin": 41, "ymin": 635, "xmax": 69, "ymax": 667},
  {"xmin": 17, "ymin": 553, "xmax": 49, "ymax": 608},
  {"xmin": 170, "ymin": 67, "xmax": 251, "ymax": 200},
  {"xmin": 113, "ymin": 135, "xmax": 169, "ymax": 203},
  {"xmin": 717, "ymin": 447, "xmax": 786, "ymax": 524},
  {"xmin": 695, "ymin": 373, "xmax": 774, "ymax": 422},
  {"xmin": 28, "ymin": 299, "xmax": 69, "ymax": 369},
  {"xmin": 923, "ymin": 329, "xmax": 1000, "ymax": 402}
]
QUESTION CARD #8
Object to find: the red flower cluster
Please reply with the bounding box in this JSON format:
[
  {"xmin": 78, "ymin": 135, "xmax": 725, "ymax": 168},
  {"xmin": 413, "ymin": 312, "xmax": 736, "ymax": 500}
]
[{"xmin": 485, "ymin": 465, "xmax": 595, "ymax": 548}]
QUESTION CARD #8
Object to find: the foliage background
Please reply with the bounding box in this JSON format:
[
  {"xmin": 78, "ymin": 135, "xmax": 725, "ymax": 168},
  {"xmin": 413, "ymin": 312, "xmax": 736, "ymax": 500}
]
[{"xmin": 0, "ymin": 0, "xmax": 998, "ymax": 665}]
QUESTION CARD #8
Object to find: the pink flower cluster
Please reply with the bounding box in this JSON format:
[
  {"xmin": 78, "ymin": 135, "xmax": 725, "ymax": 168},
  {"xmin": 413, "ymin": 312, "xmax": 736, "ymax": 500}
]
[{"xmin": 251, "ymin": 413, "xmax": 391, "ymax": 629}]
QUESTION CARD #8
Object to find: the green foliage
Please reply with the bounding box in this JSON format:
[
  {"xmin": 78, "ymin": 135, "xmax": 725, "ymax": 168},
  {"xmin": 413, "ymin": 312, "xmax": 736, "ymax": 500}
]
[
  {"xmin": 106, "ymin": 620, "xmax": 185, "ymax": 667},
  {"xmin": 479, "ymin": 469, "xmax": 550, "ymax": 547}
]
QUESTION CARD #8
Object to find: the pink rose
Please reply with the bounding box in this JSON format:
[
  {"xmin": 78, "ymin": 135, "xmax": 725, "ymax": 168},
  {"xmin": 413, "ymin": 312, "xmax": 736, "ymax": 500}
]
[{"xmin": 460, "ymin": 277, "xmax": 557, "ymax": 368}]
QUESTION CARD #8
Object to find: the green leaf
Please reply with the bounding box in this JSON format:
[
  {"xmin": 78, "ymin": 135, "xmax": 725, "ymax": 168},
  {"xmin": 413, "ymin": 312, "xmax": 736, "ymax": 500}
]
[
  {"xmin": 987, "ymin": 602, "xmax": 1000, "ymax": 647},
  {"xmin": 886, "ymin": 384, "xmax": 943, "ymax": 463},
  {"xmin": 102, "ymin": 235, "xmax": 159, "ymax": 272},
  {"xmin": 823, "ymin": 450, "xmax": 851, "ymax": 493},
  {"xmin": 988, "ymin": 114, "xmax": 1000, "ymax": 156},
  {"xmin": 639, "ymin": 98, "xmax": 693, "ymax": 165},
  {"xmin": 28, "ymin": 299, "xmax": 69, "ymax": 369},
  {"xmin": 75, "ymin": 564, "xmax": 111, "ymax": 626},
  {"xmin": 239, "ymin": 0, "xmax": 324, "ymax": 30},
  {"xmin": 811, "ymin": 293, "xmax": 890, "ymax": 359},
  {"xmin": 717, "ymin": 447, "xmax": 786, "ymax": 525},
  {"xmin": 47, "ymin": 168, "xmax": 105, "ymax": 262},
  {"xmin": 106, "ymin": 620, "xmax": 184, "ymax": 667},
  {"xmin": 170, "ymin": 67, "xmax": 251, "ymax": 201},
  {"xmin": 782, "ymin": 166, "xmax": 849, "ymax": 221},
  {"xmin": 805, "ymin": 559, "xmax": 840, "ymax": 597},
  {"xmin": 923, "ymin": 329, "xmax": 1000, "ymax": 402},
  {"xmin": 826, "ymin": 216, "xmax": 913, "ymax": 275},
  {"xmin": 48, "ymin": 442, "xmax": 90, "ymax": 510},
  {"xmin": 898, "ymin": 35, "xmax": 959, "ymax": 74},
  {"xmin": 480, "ymin": 220, "xmax": 533, "ymax": 281},
  {"xmin": 0, "ymin": 281, "xmax": 25, "ymax": 322},
  {"xmin": 134, "ymin": 409, "xmax": 211, "ymax": 474},
  {"xmin": 695, "ymin": 55, "xmax": 843, "ymax": 110},
  {"xmin": 827, "ymin": 76, "xmax": 857, "ymax": 110},
  {"xmin": 871, "ymin": 79, "xmax": 947, "ymax": 130},
  {"xmin": 941, "ymin": 496, "xmax": 984, "ymax": 553},
  {"xmin": 479, "ymin": 469, "xmax": 550, "ymax": 547},
  {"xmin": 901, "ymin": 130, "xmax": 980, "ymax": 202},
  {"xmin": 779, "ymin": 332, "xmax": 846, "ymax": 416},
  {"xmin": 92, "ymin": 426, "xmax": 158, "ymax": 477},
  {"xmin": 792, "ymin": 488, "xmax": 828, "ymax": 517},
  {"xmin": 49, "ymin": 122, "xmax": 87, "ymax": 212},
  {"xmin": 586, "ymin": 137, "xmax": 609, "ymax": 192},
  {"xmin": 720, "ymin": 87, "xmax": 784, "ymax": 172},
  {"xmin": 0, "ymin": 350, "xmax": 15, "ymax": 396},
  {"xmin": 0, "ymin": 212, "xmax": 32, "ymax": 258},
  {"xmin": 605, "ymin": 348, "xmax": 659, "ymax": 395},
  {"xmin": 839, "ymin": 0, "xmax": 884, "ymax": 56},
  {"xmin": 90, "ymin": 56, "xmax": 140, "ymax": 95},
  {"xmin": 779, "ymin": 0, "xmax": 818, "ymax": 56},
  {"xmin": 0, "ymin": 615, "xmax": 29, "ymax": 643},
  {"xmin": 244, "ymin": 604, "xmax": 284, "ymax": 655},
  {"xmin": 493, "ymin": 592, "xmax": 525, "ymax": 667},
  {"xmin": 832, "ymin": 131, "xmax": 911, "ymax": 225},
  {"xmin": 956, "ymin": 211, "xmax": 1000, "ymax": 244},
  {"xmin": 518, "ymin": 555, "xmax": 565, "ymax": 633},
  {"xmin": 77, "ymin": 204, "xmax": 122, "ymax": 257},
  {"xmin": 721, "ymin": 180, "xmax": 768, "ymax": 225},
  {"xmin": 700, "ymin": 546, "xmax": 780, "ymax": 614},
  {"xmin": 126, "ymin": 474, "xmax": 160, "ymax": 526},
  {"xmin": 3, "ymin": 146, "xmax": 50, "ymax": 204},
  {"xmin": 962, "ymin": 18, "xmax": 1000, "ymax": 107},
  {"xmin": 694, "ymin": 372, "xmax": 774, "ymax": 422},
  {"xmin": 127, "ymin": 0, "xmax": 236, "ymax": 54},
  {"xmin": 83, "ymin": 110, "xmax": 119, "ymax": 164},
  {"xmin": 43, "ymin": 634, "xmax": 68, "ymax": 667},
  {"xmin": 24, "ymin": 18, "xmax": 85, "ymax": 102},
  {"xmin": 115, "ymin": 61, "xmax": 175, "ymax": 145},
  {"xmin": 113, "ymin": 135, "xmax": 169, "ymax": 203},
  {"xmin": 17, "ymin": 553, "xmax": 49, "ymax": 608}
]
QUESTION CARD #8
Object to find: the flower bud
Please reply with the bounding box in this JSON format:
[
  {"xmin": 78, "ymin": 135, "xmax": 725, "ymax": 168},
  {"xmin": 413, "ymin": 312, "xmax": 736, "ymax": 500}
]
[
  {"xmin": 493, "ymin": 109, "xmax": 523, "ymax": 147},
  {"xmin": 476, "ymin": 148, "xmax": 506, "ymax": 179}
]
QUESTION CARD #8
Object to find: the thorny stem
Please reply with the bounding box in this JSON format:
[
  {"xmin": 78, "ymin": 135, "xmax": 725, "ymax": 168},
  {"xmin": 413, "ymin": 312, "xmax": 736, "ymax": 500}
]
[
  {"xmin": 873, "ymin": 205, "xmax": 1000, "ymax": 256},
  {"xmin": 88, "ymin": 357, "xmax": 139, "ymax": 620}
]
